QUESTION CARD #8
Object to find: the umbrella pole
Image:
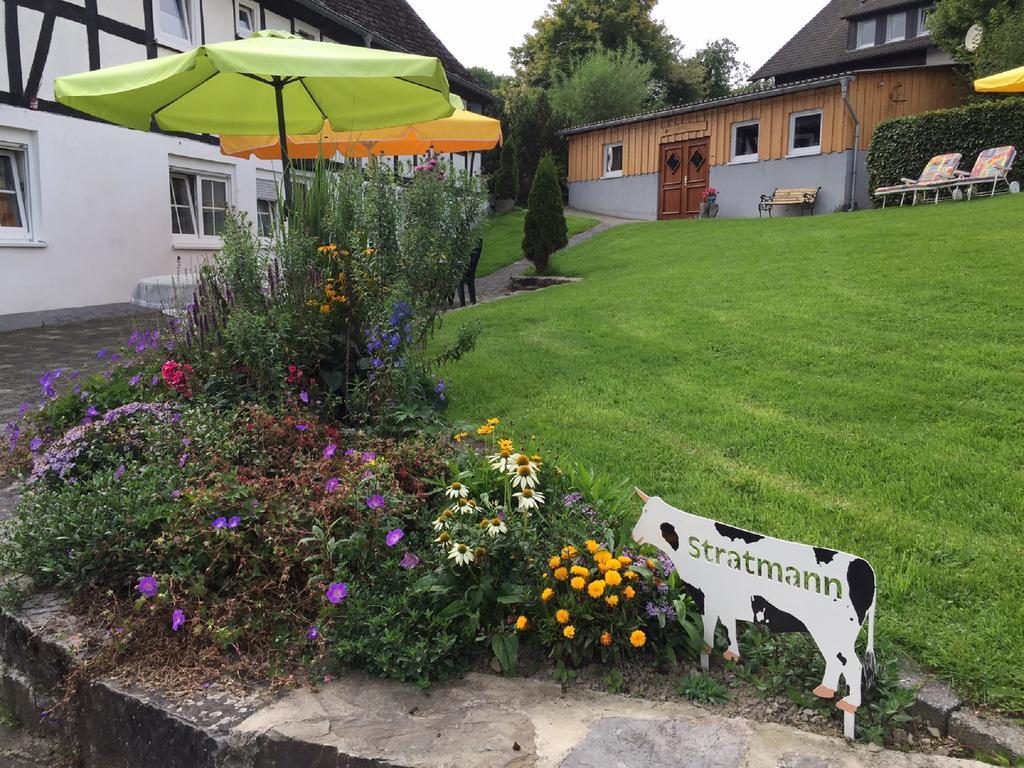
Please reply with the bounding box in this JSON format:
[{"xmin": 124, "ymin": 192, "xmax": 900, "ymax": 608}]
[{"xmin": 273, "ymin": 77, "xmax": 293, "ymax": 211}]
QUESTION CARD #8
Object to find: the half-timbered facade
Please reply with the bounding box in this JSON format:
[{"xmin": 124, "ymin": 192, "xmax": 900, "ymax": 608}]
[
  {"xmin": 0, "ymin": 0, "xmax": 491, "ymax": 329},
  {"xmin": 564, "ymin": 0, "xmax": 965, "ymax": 221}
]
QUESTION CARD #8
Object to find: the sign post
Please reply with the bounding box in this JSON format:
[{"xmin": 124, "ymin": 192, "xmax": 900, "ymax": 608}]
[{"xmin": 632, "ymin": 490, "xmax": 877, "ymax": 740}]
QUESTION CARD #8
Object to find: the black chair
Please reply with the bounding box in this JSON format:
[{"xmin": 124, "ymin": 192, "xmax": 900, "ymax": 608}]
[{"xmin": 458, "ymin": 238, "xmax": 483, "ymax": 307}]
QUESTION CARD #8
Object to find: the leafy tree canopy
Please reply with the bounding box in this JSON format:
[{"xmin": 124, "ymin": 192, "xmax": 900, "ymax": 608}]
[
  {"xmin": 548, "ymin": 43, "xmax": 656, "ymax": 126},
  {"xmin": 693, "ymin": 39, "xmax": 751, "ymax": 99},
  {"xmin": 467, "ymin": 66, "xmax": 507, "ymax": 93},
  {"xmin": 929, "ymin": 0, "xmax": 1024, "ymax": 76}
]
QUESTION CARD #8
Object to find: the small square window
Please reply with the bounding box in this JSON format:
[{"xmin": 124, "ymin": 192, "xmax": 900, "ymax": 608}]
[
  {"xmin": 856, "ymin": 18, "xmax": 876, "ymax": 49},
  {"xmin": 170, "ymin": 169, "xmax": 230, "ymax": 240},
  {"xmin": 886, "ymin": 12, "xmax": 907, "ymax": 42},
  {"xmin": 0, "ymin": 150, "xmax": 29, "ymax": 239},
  {"xmin": 603, "ymin": 143, "xmax": 623, "ymax": 178},
  {"xmin": 156, "ymin": 0, "xmax": 193, "ymax": 49},
  {"xmin": 237, "ymin": 3, "xmax": 257, "ymax": 37},
  {"xmin": 917, "ymin": 7, "xmax": 933, "ymax": 36},
  {"xmin": 732, "ymin": 121, "xmax": 759, "ymax": 163},
  {"xmin": 789, "ymin": 110, "xmax": 822, "ymax": 156},
  {"xmin": 257, "ymin": 198, "xmax": 277, "ymax": 238}
]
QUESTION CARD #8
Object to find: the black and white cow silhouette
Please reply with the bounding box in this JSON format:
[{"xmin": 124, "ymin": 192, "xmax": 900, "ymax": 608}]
[{"xmin": 632, "ymin": 491, "xmax": 876, "ymax": 731}]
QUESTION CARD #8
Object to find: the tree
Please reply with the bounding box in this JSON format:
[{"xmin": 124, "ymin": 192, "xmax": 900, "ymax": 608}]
[
  {"xmin": 467, "ymin": 66, "xmax": 506, "ymax": 93},
  {"xmin": 522, "ymin": 155, "xmax": 567, "ymax": 274},
  {"xmin": 492, "ymin": 135, "xmax": 519, "ymax": 202},
  {"xmin": 929, "ymin": 0, "xmax": 1024, "ymax": 76},
  {"xmin": 503, "ymin": 82, "xmax": 564, "ymax": 206},
  {"xmin": 549, "ymin": 43, "xmax": 656, "ymax": 126},
  {"xmin": 692, "ymin": 39, "xmax": 750, "ymax": 99}
]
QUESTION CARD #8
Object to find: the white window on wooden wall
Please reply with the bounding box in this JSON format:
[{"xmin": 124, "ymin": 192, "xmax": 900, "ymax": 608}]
[
  {"xmin": 603, "ymin": 143, "xmax": 623, "ymax": 178},
  {"xmin": 731, "ymin": 120, "xmax": 759, "ymax": 163},
  {"xmin": 789, "ymin": 110, "xmax": 823, "ymax": 157},
  {"xmin": 155, "ymin": 0, "xmax": 195, "ymax": 50},
  {"xmin": 886, "ymin": 12, "xmax": 907, "ymax": 42},
  {"xmin": 855, "ymin": 18, "xmax": 876, "ymax": 49},
  {"xmin": 237, "ymin": 2, "xmax": 259, "ymax": 38},
  {"xmin": 0, "ymin": 149, "xmax": 30, "ymax": 241},
  {"xmin": 169, "ymin": 169, "xmax": 230, "ymax": 241}
]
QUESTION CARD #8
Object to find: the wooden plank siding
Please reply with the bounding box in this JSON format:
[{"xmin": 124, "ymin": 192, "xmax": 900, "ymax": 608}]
[{"xmin": 567, "ymin": 68, "xmax": 966, "ymax": 183}]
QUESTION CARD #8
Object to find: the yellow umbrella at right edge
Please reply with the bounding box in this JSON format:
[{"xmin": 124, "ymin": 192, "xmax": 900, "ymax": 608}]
[
  {"xmin": 221, "ymin": 95, "xmax": 503, "ymax": 160},
  {"xmin": 974, "ymin": 65, "xmax": 1024, "ymax": 92}
]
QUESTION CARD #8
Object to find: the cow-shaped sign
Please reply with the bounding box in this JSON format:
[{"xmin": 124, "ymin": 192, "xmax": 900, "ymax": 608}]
[{"xmin": 632, "ymin": 491, "xmax": 876, "ymax": 739}]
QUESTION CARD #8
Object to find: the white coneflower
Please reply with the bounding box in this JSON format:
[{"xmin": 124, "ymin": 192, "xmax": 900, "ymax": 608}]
[
  {"xmin": 432, "ymin": 517, "xmax": 446, "ymax": 532},
  {"xmin": 450, "ymin": 496, "xmax": 473, "ymax": 514},
  {"xmin": 448, "ymin": 542, "xmax": 475, "ymax": 566},
  {"xmin": 445, "ymin": 481, "xmax": 470, "ymax": 499},
  {"xmin": 485, "ymin": 517, "xmax": 508, "ymax": 538},
  {"xmin": 514, "ymin": 487, "xmax": 545, "ymax": 511},
  {"xmin": 488, "ymin": 439, "xmax": 517, "ymax": 473},
  {"xmin": 509, "ymin": 454, "xmax": 538, "ymax": 489}
]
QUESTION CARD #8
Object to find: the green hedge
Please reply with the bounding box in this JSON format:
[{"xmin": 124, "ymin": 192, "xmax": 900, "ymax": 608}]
[{"xmin": 866, "ymin": 97, "xmax": 1024, "ymax": 203}]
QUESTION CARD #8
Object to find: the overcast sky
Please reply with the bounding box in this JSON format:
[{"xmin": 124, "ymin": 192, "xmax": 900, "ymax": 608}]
[{"xmin": 409, "ymin": 0, "xmax": 823, "ymax": 77}]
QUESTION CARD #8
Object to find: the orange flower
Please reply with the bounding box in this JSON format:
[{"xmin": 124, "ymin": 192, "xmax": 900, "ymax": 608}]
[
  {"xmin": 630, "ymin": 629, "xmax": 647, "ymax": 648},
  {"xmin": 453, "ymin": 431, "xmax": 469, "ymax": 443},
  {"xmin": 571, "ymin": 576, "xmax": 586, "ymax": 591},
  {"xmin": 553, "ymin": 567, "xmax": 569, "ymax": 581},
  {"xmin": 600, "ymin": 631, "xmax": 613, "ymax": 647},
  {"xmin": 555, "ymin": 609, "xmax": 570, "ymax": 624},
  {"xmin": 605, "ymin": 594, "xmax": 620, "ymax": 607},
  {"xmin": 563, "ymin": 625, "xmax": 576, "ymax": 639},
  {"xmin": 541, "ymin": 587, "xmax": 554, "ymax": 603},
  {"xmin": 515, "ymin": 615, "xmax": 528, "ymax": 631},
  {"xmin": 604, "ymin": 570, "xmax": 622, "ymax": 587},
  {"xmin": 548, "ymin": 556, "xmax": 561, "ymax": 569},
  {"xmin": 587, "ymin": 580, "xmax": 606, "ymax": 599},
  {"xmin": 585, "ymin": 539, "xmax": 599, "ymax": 553},
  {"xmin": 623, "ymin": 586, "xmax": 636, "ymax": 599}
]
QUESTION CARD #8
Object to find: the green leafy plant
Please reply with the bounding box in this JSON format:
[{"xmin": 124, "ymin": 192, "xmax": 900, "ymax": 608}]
[
  {"xmin": 677, "ymin": 672, "xmax": 731, "ymax": 704},
  {"xmin": 522, "ymin": 154, "xmax": 568, "ymax": 274}
]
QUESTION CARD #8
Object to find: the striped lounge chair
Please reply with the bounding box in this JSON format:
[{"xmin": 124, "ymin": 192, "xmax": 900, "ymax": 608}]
[
  {"xmin": 874, "ymin": 153, "xmax": 962, "ymax": 207},
  {"xmin": 950, "ymin": 146, "xmax": 1017, "ymax": 200}
]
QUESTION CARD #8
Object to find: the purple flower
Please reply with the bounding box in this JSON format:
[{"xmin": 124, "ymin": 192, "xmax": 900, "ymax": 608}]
[
  {"xmin": 182, "ymin": 437, "xmax": 192, "ymax": 447},
  {"xmin": 399, "ymin": 552, "xmax": 420, "ymax": 569},
  {"xmin": 130, "ymin": 374, "xmax": 142, "ymax": 386},
  {"xmin": 97, "ymin": 348, "xmax": 108, "ymax": 359},
  {"xmin": 296, "ymin": 424, "xmax": 309, "ymax": 432},
  {"xmin": 18, "ymin": 402, "xmax": 31, "ymax": 418},
  {"xmin": 171, "ymin": 609, "xmax": 186, "ymax": 632},
  {"xmin": 367, "ymin": 494, "xmax": 386, "ymax": 510},
  {"xmin": 250, "ymin": 499, "xmax": 259, "ymax": 508},
  {"xmin": 325, "ymin": 581, "xmax": 349, "ymax": 604},
  {"xmin": 299, "ymin": 390, "xmax": 309, "ymax": 404},
  {"xmin": 325, "ymin": 477, "xmax": 339, "ymax": 493},
  {"xmin": 212, "ymin": 517, "xmax": 228, "ymax": 529},
  {"xmin": 171, "ymin": 489, "xmax": 182, "ymax": 498},
  {"xmin": 306, "ymin": 626, "xmax": 320, "ymax": 641},
  {"xmin": 86, "ymin": 406, "xmax": 99, "ymax": 418},
  {"xmin": 29, "ymin": 437, "xmax": 43, "ymax": 452},
  {"xmin": 39, "ymin": 369, "xmax": 63, "ymax": 400},
  {"xmin": 227, "ymin": 516, "xmax": 241, "ymax": 529},
  {"xmin": 361, "ymin": 451, "xmax": 376, "ymax": 464},
  {"xmin": 110, "ymin": 353, "xmax": 121, "ymax": 363},
  {"xmin": 434, "ymin": 380, "xmax": 446, "ymax": 400},
  {"xmin": 323, "ymin": 443, "xmax": 337, "ymax": 459},
  {"xmin": 385, "ymin": 528, "xmax": 404, "ymax": 547},
  {"xmin": 137, "ymin": 576, "xmax": 158, "ymax": 598},
  {"xmin": 370, "ymin": 357, "xmax": 383, "ymax": 369},
  {"xmin": 150, "ymin": 375, "xmax": 160, "ymax": 387},
  {"xmin": 114, "ymin": 464, "xmax": 126, "ymax": 480},
  {"xmin": 344, "ymin": 448, "xmax": 357, "ymax": 458},
  {"xmin": 179, "ymin": 452, "xmax": 188, "ymax": 468}
]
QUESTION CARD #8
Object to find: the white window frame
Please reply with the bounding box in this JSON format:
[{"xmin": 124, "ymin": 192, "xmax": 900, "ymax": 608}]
[
  {"xmin": 236, "ymin": 2, "xmax": 259, "ymax": 38},
  {"xmin": 886, "ymin": 12, "xmax": 907, "ymax": 42},
  {"xmin": 168, "ymin": 162, "xmax": 233, "ymax": 248},
  {"xmin": 855, "ymin": 18, "xmax": 876, "ymax": 49},
  {"xmin": 0, "ymin": 149, "xmax": 30, "ymax": 242},
  {"xmin": 730, "ymin": 120, "xmax": 760, "ymax": 164},
  {"xmin": 788, "ymin": 109, "xmax": 823, "ymax": 158},
  {"xmin": 153, "ymin": 0, "xmax": 197, "ymax": 52},
  {"xmin": 294, "ymin": 19, "xmax": 318, "ymax": 41},
  {"xmin": 603, "ymin": 142, "xmax": 623, "ymax": 179},
  {"xmin": 256, "ymin": 198, "xmax": 277, "ymax": 238},
  {"xmin": 0, "ymin": 131, "xmax": 42, "ymax": 247},
  {"xmin": 917, "ymin": 7, "xmax": 932, "ymax": 36}
]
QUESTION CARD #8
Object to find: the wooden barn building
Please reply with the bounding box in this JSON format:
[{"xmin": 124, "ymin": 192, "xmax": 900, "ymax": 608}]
[{"xmin": 564, "ymin": 0, "xmax": 966, "ymax": 220}]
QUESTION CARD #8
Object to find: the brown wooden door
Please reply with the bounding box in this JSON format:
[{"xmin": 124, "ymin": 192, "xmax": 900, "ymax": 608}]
[
  {"xmin": 659, "ymin": 142, "xmax": 684, "ymax": 220},
  {"xmin": 682, "ymin": 137, "xmax": 710, "ymax": 217}
]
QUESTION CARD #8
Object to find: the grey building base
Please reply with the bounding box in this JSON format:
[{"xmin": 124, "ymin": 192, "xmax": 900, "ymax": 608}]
[
  {"xmin": 709, "ymin": 151, "xmax": 871, "ymax": 219},
  {"xmin": 568, "ymin": 173, "xmax": 659, "ymax": 221},
  {"xmin": 0, "ymin": 302, "xmax": 157, "ymax": 333}
]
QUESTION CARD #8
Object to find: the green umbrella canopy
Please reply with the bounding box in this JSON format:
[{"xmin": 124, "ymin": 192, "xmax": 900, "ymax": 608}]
[{"xmin": 53, "ymin": 30, "xmax": 454, "ymax": 135}]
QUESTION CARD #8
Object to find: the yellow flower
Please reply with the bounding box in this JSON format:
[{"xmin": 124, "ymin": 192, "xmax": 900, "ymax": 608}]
[
  {"xmin": 630, "ymin": 629, "xmax": 647, "ymax": 648},
  {"xmin": 604, "ymin": 570, "xmax": 622, "ymax": 587},
  {"xmin": 319, "ymin": 304, "xmax": 331, "ymax": 315},
  {"xmin": 624, "ymin": 570, "xmax": 639, "ymax": 581},
  {"xmin": 476, "ymin": 424, "xmax": 494, "ymax": 436},
  {"xmin": 587, "ymin": 580, "xmax": 606, "ymax": 599},
  {"xmin": 600, "ymin": 631, "xmax": 613, "ymax": 647},
  {"xmin": 585, "ymin": 539, "xmax": 599, "ymax": 553},
  {"xmin": 623, "ymin": 586, "xmax": 636, "ymax": 599},
  {"xmin": 541, "ymin": 587, "xmax": 554, "ymax": 603},
  {"xmin": 570, "ymin": 576, "xmax": 586, "ymax": 591},
  {"xmin": 561, "ymin": 545, "xmax": 578, "ymax": 559},
  {"xmin": 515, "ymin": 615, "xmax": 528, "ymax": 631},
  {"xmin": 570, "ymin": 565, "xmax": 589, "ymax": 577},
  {"xmin": 594, "ymin": 550, "xmax": 611, "ymax": 564},
  {"xmin": 555, "ymin": 609, "xmax": 570, "ymax": 624},
  {"xmin": 553, "ymin": 567, "xmax": 569, "ymax": 581},
  {"xmin": 340, "ymin": 249, "xmax": 350, "ymax": 257},
  {"xmin": 605, "ymin": 594, "xmax": 620, "ymax": 607},
  {"xmin": 619, "ymin": 556, "xmax": 632, "ymax": 566},
  {"xmin": 548, "ymin": 556, "xmax": 561, "ymax": 569},
  {"xmin": 363, "ymin": 247, "xmax": 376, "ymax": 255},
  {"xmin": 498, "ymin": 438, "xmax": 514, "ymax": 452},
  {"xmin": 563, "ymin": 625, "xmax": 576, "ymax": 639},
  {"xmin": 605, "ymin": 558, "xmax": 622, "ymax": 570},
  {"xmin": 453, "ymin": 431, "xmax": 469, "ymax": 443},
  {"xmin": 486, "ymin": 418, "xmax": 500, "ymax": 426},
  {"xmin": 646, "ymin": 559, "xmax": 657, "ymax": 570}
]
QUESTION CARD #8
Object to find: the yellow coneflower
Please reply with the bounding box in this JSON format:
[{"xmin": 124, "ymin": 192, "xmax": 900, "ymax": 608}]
[{"xmin": 453, "ymin": 431, "xmax": 469, "ymax": 443}]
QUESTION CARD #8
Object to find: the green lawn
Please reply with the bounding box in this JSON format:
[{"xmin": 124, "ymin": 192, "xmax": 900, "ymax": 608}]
[
  {"xmin": 477, "ymin": 209, "xmax": 601, "ymax": 277},
  {"xmin": 439, "ymin": 196, "xmax": 1024, "ymax": 710}
]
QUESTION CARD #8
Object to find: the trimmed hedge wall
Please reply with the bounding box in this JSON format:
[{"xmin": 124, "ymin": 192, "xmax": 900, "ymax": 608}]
[{"xmin": 867, "ymin": 97, "xmax": 1024, "ymax": 203}]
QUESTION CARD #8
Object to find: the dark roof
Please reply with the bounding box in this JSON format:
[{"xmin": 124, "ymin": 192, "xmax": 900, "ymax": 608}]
[
  {"xmin": 307, "ymin": 0, "xmax": 492, "ymax": 101},
  {"xmin": 561, "ymin": 73, "xmax": 851, "ymax": 136},
  {"xmin": 751, "ymin": 0, "xmax": 933, "ymax": 82}
]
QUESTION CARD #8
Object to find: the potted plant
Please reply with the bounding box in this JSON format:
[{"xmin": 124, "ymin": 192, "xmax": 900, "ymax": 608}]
[{"xmin": 699, "ymin": 187, "xmax": 720, "ymax": 219}]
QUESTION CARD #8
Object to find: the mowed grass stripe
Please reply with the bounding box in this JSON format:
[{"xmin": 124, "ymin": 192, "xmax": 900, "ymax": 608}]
[{"xmin": 438, "ymin": 196, "xmax": 1024, "ymax": 708}]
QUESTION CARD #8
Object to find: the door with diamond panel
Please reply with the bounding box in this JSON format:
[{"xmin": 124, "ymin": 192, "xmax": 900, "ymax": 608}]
[
  {"xmin": 658, "ymin": 142, "xmax": 684, "ymax": 220},
  {"xmin": 682, "ymin": 138, "xmax": 709, "ymax": 218}
]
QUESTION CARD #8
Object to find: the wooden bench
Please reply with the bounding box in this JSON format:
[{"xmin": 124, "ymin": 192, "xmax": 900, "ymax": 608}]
[{"xmin": 758, "ymin": 187, "xmax": 821, "ymax": 218}]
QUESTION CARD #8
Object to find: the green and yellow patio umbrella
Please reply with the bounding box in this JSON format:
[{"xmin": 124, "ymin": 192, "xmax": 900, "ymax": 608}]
[
  {"xmin": 974, "ymin": 65, "xmax": 1024, "ymax": 92},
  {"xmin": 54, "ymin": 30, "xmax": 454, "ymax": 205}
]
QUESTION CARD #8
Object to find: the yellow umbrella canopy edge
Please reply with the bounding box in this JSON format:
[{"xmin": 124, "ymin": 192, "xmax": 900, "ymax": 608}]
[{"xmin": 974, "ymin": 65, "xmax": 1024, "ymax": 92}]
